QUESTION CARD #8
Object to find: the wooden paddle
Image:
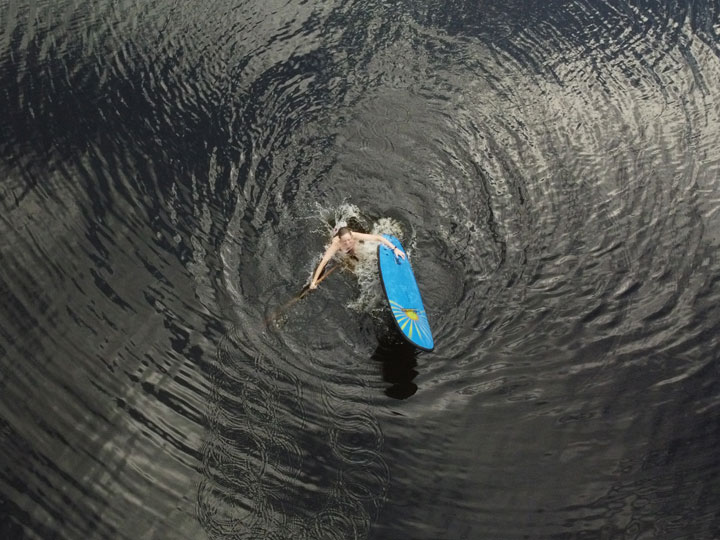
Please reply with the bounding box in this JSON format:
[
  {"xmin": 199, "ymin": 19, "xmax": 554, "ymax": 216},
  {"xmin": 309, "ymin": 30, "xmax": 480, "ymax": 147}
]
[{"xmin": 263, "ymin": 263, "xmax": 340, "ymax": 327}]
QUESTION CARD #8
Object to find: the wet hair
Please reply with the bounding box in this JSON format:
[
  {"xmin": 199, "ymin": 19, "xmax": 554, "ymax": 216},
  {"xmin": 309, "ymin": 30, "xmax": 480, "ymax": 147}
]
[{"xmin": 334, "ymin": 226, "xmax": 352, "ymax": 237}]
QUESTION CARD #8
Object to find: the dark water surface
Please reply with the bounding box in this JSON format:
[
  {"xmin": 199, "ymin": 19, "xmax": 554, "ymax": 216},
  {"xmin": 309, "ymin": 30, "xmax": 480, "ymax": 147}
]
[{"xmin": 2, "ymin": 0, "xmax": 720, "ymax": 538}]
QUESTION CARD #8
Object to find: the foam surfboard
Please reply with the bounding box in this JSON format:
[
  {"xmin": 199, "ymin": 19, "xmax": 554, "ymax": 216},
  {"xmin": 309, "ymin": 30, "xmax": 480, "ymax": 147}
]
[{"xmin": 377, "ymin": 235, "xmax": 434, "ymax": 351}]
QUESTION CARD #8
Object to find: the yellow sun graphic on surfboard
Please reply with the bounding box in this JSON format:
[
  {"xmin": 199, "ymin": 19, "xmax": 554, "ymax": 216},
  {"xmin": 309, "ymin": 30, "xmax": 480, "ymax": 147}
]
[{"xmin": 390, "ymin": 300, "xmax": 431, "ymax": 341}]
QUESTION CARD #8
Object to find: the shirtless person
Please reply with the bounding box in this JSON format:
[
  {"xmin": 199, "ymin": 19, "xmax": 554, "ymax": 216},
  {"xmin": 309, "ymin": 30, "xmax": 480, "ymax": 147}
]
[{"xmin": 309, "ymin": 226, "xmax": 405, "ymax": 290}]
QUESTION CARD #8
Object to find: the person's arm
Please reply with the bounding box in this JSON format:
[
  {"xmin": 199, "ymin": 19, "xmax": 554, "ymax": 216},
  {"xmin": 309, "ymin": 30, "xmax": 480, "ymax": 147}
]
[
  {"xmin": 354, "ymin": 233, "xmax": 406, "ymax": 259},
  {"xmin": 310, "ymin": 239, "xmax": 339, "ymax": 289}
]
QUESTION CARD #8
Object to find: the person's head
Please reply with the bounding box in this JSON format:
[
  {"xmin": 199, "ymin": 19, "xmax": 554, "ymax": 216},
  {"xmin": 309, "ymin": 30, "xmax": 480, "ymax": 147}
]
[
  {"xmin": 335, "ymin": 226, "xmax": 351, "ymax": 238},
  {"xmin": 335, "ymin": 227, "xmax": 354, "ymax": 250}
]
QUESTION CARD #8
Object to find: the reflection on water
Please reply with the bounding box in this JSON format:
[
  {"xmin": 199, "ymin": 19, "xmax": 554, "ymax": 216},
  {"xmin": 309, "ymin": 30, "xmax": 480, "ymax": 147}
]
[
  {"xmin": 1, "ymin": 0, "xmax": 720, "ymax": 538},
  {"xmin": 372, "ymin": 326, "xmax": 419, "ymax": 400}
]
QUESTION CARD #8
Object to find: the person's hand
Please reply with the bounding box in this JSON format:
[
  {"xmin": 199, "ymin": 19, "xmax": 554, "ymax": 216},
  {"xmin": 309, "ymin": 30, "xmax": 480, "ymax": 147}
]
[
  {"xmin": 309, "ymin": 281, "xmax": 318, "ymax": 290},
  {"xmin": 394, "ymin": 247, "xmax": 406, "ymax": 259}
]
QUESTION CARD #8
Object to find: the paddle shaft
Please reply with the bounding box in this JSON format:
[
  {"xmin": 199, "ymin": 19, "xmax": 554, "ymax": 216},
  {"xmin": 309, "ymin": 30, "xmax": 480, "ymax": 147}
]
[{"xmin": 263, "ymin": 263, "xmax": 340, "ymax": 326}]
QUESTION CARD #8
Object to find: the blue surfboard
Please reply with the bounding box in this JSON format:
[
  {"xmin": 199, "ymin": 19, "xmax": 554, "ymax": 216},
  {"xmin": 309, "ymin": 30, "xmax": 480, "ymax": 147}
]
[{"xmin": 377, "ymin": 235, "xmax": 434, "ymax": 351}]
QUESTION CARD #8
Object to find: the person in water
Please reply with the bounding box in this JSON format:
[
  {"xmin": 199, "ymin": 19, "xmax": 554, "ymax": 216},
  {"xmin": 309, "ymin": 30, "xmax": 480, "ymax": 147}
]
[{"xmin": 309, "ymin": 226, "xmax": 405, "ymax": 289}]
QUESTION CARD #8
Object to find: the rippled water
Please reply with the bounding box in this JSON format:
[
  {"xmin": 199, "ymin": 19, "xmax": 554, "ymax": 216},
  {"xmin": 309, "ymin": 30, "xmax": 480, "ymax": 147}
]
[{"xmin": 2, "ymin": 0, "xmax": 720, "ymax": 538}]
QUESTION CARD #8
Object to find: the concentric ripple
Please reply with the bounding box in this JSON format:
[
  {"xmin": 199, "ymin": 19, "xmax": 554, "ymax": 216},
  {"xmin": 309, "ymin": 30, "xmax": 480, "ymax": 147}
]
[
  {"xmin": 199, "ymin": 320, "xmax": 389, "ymax": 539},
  {"xmin": 2, "ymin": 0, "xmax": 720, "ymax": 539}
]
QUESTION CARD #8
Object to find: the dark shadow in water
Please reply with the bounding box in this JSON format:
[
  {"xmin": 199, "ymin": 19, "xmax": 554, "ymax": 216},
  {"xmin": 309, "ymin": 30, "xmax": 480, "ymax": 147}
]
[{"xmin": 371, "ymin": 336, "xmax": 419, "ymax": 400}]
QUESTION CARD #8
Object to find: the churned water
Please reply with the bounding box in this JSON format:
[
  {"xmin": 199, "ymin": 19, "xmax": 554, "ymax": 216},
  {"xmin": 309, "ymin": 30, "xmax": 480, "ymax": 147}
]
[{"xmin": 1, "ymin": 1, "xmax": 720, "ymax": 538}]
